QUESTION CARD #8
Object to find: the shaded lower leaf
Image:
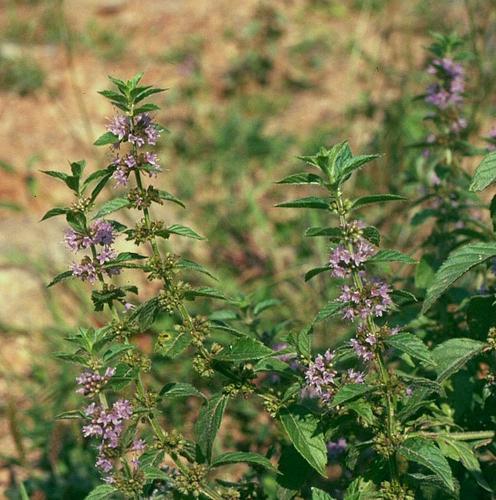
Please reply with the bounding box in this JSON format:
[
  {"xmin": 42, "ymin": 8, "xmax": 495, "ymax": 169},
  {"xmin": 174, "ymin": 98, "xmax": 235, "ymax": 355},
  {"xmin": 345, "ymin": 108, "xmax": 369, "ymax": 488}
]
[
  {"xmin": 279, "ymin": 404, "xmax": 327, "ymax": 477},
  {"xmin": 211, "ymin": 451, "xmax": 277, "ymax": 472},
  {"xmin": 399, "ymin": 438, "xmax": 454, "ymax": 491}
]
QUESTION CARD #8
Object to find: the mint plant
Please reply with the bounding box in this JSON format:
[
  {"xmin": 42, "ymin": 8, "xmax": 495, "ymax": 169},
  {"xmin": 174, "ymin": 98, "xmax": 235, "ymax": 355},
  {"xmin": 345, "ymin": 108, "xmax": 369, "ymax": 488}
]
[{"xmin": 42, "ymin": 69, "xmax": 496, "ymax": 499}]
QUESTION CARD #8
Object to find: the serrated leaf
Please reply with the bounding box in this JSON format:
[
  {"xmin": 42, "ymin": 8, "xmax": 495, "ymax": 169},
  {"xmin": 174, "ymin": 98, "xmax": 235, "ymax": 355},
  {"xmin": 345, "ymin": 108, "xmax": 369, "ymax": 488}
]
[
  {"xmin": 343, "ymin": 478, "xmax": 379, "ymax": 500},
  {"xmin": 84, "ymin": 484, "xmax": 117, "ymax": 500},
  {"xmin": 469, "ymin": 151, "xmax": 496, "ymax": 191},
  {"xmin": 399, "ymin": 438, "xmax": 454, "ymax": 491},
  {"xmin": 314, "ymin": 301, "xmax": 344, "ymax": 322},
  {"xmin": 159, "ymin": 382, "xmax": 205, "ymax": 400},
  {"xmin": 47, "ymin": 270, "xmax": 73, "ymax": 288},
  {"xmin": 142, "ymin": 465, "xmax": 170, "ymax": 481},
  {"xmin": 368, "ymin": 249, "xmax": 417, "ymax": 264},
  {"xmin": 340, "ymin": 154, "xmax": 379, "ymax": 178},
  {"xmin": 158, "ymin": 190, "xmax": 185, "ymax": 208},
  {"xmin": 432, "ymin": 338, "xmax": 485, "ymax": 382},
  {"xmin": 288, "ymin": 324, "xmax": 312, "ymax": 358},
  {"xmin": 93, "ymin": 197, "xmax": 130, "ymax": 219},
  {"xmin": 135, "ymin": 103, "xmax": 160, "ymax": 113},
  {"xmin": 436, "ymin": 437, "xmax": 480, "ymax": 472},
  {"xmin": 167, "ymin": 224, "xmax": 205, "ymax": 240},
  {"xmin": 305, "ymin": 266, "xmax": 329, "ymax": 282},
  {"xmin": 216, "ymin": 337, "xmax": 273, "ymax": 362},
  {"xmin": 177, "ymin": 258, "xmax": 217, "ymax": 280},
  {"xmin": 186, "ymin": 287, "xmax": 226, "ymax": 301},
  {"xmin": 422, "ymin": 243, "xmax": 496, "ymax": 313},
  {"xmin": 196, "ymin": 393, "xmax": 229, "ymax": 463},
  {"xmin": 159, "ymin": 331, "xmax": 192, "ymax": 359},
  {"xmin": 134, "ymin": 87, "xmax": 166, "ymax": 103},
  {"xmin": 103, "ymin": 344, "xmax": 134, "ymax": 362},
  {"xmin": 276, "ymin": 196, "xmax": 330, "ymax": 209},
  {"xmin": 279, "ymin": 404, "xmax": 327, "ymax": 477},
  {"xmin": 351, "ymin": 194, "xmax": 407, "ymax": 210},
  {"xmin": 362, "ymin": 226, "xmax": 380, "ymax": 245},
  {"xmin": 330, "ymin": 384, "xmax": 373, "ymax": 407},
  {"xmin": 94, "ymin": 131, "xmax": 119, "ymax": 146},
  {"xmin": 385, "ymin": 332, "xmax": 434, "ymax": 365},
  {"xmin": 55, "ymin": 409, "xmax": 84, "ymax": 420},
  {"xmin": 305, "ymin": 227, "xmax": 342, "ymax": 238},
  {"xmin": 276, "ymin": 172, "xmax": 323, "ymax": 185},
  {"xmin": 211, "ymin": 451, "xmax": 278, "ymax": 472},
  {"xmin": 129, "ymin": 297, "xmax": 160, "ymax": 329},
  {"xmin": 311, "ymin": 487, "xmax": 335, "ymax": 499},
  {"xmin": 41, "ymin": 207, "xmax": 68, "ymax": 221},
  {"xmin": 253, "ymin": 298, "xmax": 281, "ymax": 316}
]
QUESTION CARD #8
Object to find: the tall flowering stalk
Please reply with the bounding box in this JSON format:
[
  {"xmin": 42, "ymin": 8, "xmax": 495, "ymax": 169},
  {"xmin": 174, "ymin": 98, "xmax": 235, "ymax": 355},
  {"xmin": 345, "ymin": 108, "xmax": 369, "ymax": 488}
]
[
  {"xmin": 276, "ymin": 142, "xmax": 494, "ymax": 498},
  {"xmin": 43, "ymin": 74, "xmax": 277, "ymax": 499}
]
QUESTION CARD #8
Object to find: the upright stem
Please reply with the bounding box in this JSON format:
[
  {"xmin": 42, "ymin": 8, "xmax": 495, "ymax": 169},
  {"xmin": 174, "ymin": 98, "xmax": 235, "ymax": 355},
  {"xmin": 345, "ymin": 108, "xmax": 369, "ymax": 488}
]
[{"xmin": 335, "ymin": 189, "xmax": 398, "ymax": 481}]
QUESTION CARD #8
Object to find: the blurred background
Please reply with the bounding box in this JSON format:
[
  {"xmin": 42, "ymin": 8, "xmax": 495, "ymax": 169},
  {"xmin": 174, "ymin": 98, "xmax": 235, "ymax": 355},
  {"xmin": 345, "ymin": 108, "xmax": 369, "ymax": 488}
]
[{"xmin": 1, "ymin": 0, "xmax": 496, "ymax": 498}]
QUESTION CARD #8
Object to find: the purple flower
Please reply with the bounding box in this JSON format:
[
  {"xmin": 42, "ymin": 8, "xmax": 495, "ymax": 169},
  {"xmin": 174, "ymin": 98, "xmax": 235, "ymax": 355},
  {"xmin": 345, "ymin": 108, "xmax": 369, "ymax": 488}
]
[
  {"xmin": 327, "ymin": 438, "xmax": 347, "ymax": 459},
  {"xmin": 106, "ymin": 115, "xmax": 129, "ymax": 140},
  {"xmin": 350, "ymin": 338, "xmax": 375, "ymax": 362},
  {"xmin": 131, "ymin": 438, "xmax": 146, "ymax": 453},
  {"xmin": 425, "ymin": 57, "xmax": 465, "ymax": 110},
  {"xmin": 304, "ymin": 349, "xmax": 337, "ymax": 404},
  {"xmin": 96, "ymin": 456, "xmax": 113, "ymax": 473},
  {"xmin": 145, "ymin": 125, "xmax": 160, "ymax": 145},
  {"xmin": 92, "ymin": 220, "xmax": 115, "ymax": 246},
  {"xmin": 405, "ymin": 386, "xmax": 414, "ymax": 397},
  {"xmin": 76, "ymin": 367, "xmax": 115, "ymax": 396},
  {"xmin": 97, "ymin": 246, "xmax": 117, "ymax": 265},
  {"xmin": 112, "ymin": 165, "xmax": 129, "ymax": 187},
  {"xmin": 71, "ymin": 260, "xmax": 98, "ymax": 283},
  {"xmin": 346, "ymin": 368, "xmax": 365, "ymax": 383},
  {"xmin": 128, "ymin": 133, "xmax": 145, "ymax": 148}
]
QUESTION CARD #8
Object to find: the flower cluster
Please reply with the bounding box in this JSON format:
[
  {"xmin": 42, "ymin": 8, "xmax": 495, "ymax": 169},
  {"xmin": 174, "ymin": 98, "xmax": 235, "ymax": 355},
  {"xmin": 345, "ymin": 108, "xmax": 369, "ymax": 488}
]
[
  {"xmin": 66, "ymin": 219, "xmax": 119, "ymax": 283},
  {"xmin": 82, "ymin": 400, "xmax": 133, "ymax": 477},
  {"xmin": 350, "ymin": 324, "xmax": 399, "ymax": 362},
  {"xmin": 106, "ymin": 113, "xmax": 162, "ymax": 187},
  {"xmin": 76, "ymin": 367, "xmax": 115, "ymax": 396},
  {"xmin": 425, "ymin": 57, "xmax": 465, "ymax": 110},
  {"xmin": 339, "ymin": 279, "xmax": 393, "ymax": 321},
  {"xmin": 304, "ymin": 349, "xmax": 338, "ymax": 403}
]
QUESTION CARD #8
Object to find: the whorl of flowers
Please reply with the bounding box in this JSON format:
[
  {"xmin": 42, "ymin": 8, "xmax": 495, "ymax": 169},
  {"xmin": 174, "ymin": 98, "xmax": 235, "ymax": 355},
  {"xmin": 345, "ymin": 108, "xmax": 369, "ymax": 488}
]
[
  {"xmin": 106, "ymin": 112, "xmax": 162, "ymax": 187},
  {"xmin": 425, "ymin": 57, "xmax": 465, "ymax": 110},
  {"xmin": 66, "ymin": 219, "xmax": 119, "ymax": 283},
  {"xmin": 76, "ymin": 367, "xmax": 115, "ymax": 396},
  {"xmin": 304, "ymin": 349, "xmax": 338, "ymax": 404}
]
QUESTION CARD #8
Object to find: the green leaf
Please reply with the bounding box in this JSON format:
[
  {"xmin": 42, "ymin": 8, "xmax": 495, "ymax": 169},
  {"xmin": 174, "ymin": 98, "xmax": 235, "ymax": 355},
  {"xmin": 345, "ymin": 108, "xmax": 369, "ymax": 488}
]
[
  {"xmin": 211, "ymin": 451, "xmax": 278, "ymax": 472},
  {"xmin": 158, "ymin": 190, "xmax": 185, "ymax": 208},
  {"xmin": 331, "ymin": 384, "xmax": 373, "ymax": 407},
  {"xmin": 340, "ymin": 154, "xmax": 379, "ymax": 178},
  {"xmin": 253, "ymin": 298, "xmax": 281, "ymax": 316},
  {"xmin": 314, "ymin": 301, "xmax": 344, "ymax": 322},
  {"xmin": 351, "ymin": 194, "xmax": 407, "ymax": 210},
  {"xmin": 94, "ymin": 131, "xmax": 119, "ymax": 146},
  {"xmin": 167, "ymin": 224, "xmax": 205, "ymax": 240},
  {"xmin": 311, "ymin": 487, "xmax": 335, "ymax": 500},
  {"xmin": 186, "ymin": 287, "xmax": 226, "ymax": 301},
  {"xmin": 469, "ymin": 151, "xmax": 496, "ymax": 191},
  {"xmin": 103, "ymin": 344, "xmax": 134, "ymax": 362},
  {"xmin": 55, "ymin": 409, "xmax": 84, "ymax": 420},
  {"xmin": 368, "ymin": 249, "xmax": 417, "ymax": 264},
  {"xmin": 422, "ymin": 243, "xmax": 496, "ymax": 313},
  {"xmin": 159, "ymin": 382, "xmax": 205, "ymax": 400},
  {"xmin": 70, "ymin": 160, "xmax": 86, "ymax": 178},
  {"xmin": 93, "ymin": 197, "xmax": 130, "ymax": 219},
  {"xmin": 435, "ymin": 437, "xmax": 480, "ymax": 472},
  {"xmin": 196, "ymin": 393, "xmax": 229, "ymax": 463},
  {"xmin": 142, "ymin": 465, "xmax": 170, "ymax": 481},
  {"xmin": 135, "ymin": 103, "xmax": 160, "ymax": 113},
  {"xmin": 415, "ymin": 256, "xmax": 436, "ymax": 289},
  {"xmin": 279, "ymin": 404, "xmax": 328, "ymax": 477},
  {"xmin": 363, "ymin": 226, "xmax": 380, "ymax": 245},
  {"xmin": 385, "ymin": 332, "xmax": 434, "ymax": 365},
  {"xmin": 84, "ymin": 484, "xmax": 117, "ymax": 500},
  {"xmin": 98, "ymin": 89, "xmax": 128, "ymax": 104},
  {"xmin": 399, "ymin": 438, "xmax": 454, "ymax": 491},
  {"xmin": 343, "ymin": 478, "xmax": 379, "ymax": 500},
  {"xmin": 276, "ymin": 196, "xmax": 330, "ymax": 209},
  {"xmin": 217, "ymin": 337, "xmax": 273, "ymax": 362},
  {"xmin": 19, "ymin": 483, "xmax": 29, "ymax": 500},
  {"xmin": 432, "ymin": 338, "xmax": 485, "ymax": 382},
  {"xmin": 41, "ymin": 207, "xmax": 68, "ymax": 221},
  {"xmin": 129, "ymin": 297, "xmax": 160, "ymax": 329},
  {"xmin": 276, "ymin": 172, "xmax": 323, "ymax": 185},
  {"xmin": 159, "ymin": 331, "xmax": 192, "ymax": 359},
  {"xmin": 134, "ymin": 87, "xmax": 166, "ymax": 103},
  {"xmin": 305, "ymin": 227, "xmax": 342, "ymax": 238},
  {"xmin": 288, "ymin": 324, "xmax": 312, "ymax": 358},
  {"xmin": 305, "ymin": 266, "xmax": 329, "ymax": 282},
  {"xmin": 47, "ymin": 270, "xmax": 73, "ymax": 288},
  {"xmin": 41, "ymin": 170, "xmax": 68, "ymax": 182},
  {"xmin": 177, "ymin": 258, "xmax": 217, "ymax": 280}
]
